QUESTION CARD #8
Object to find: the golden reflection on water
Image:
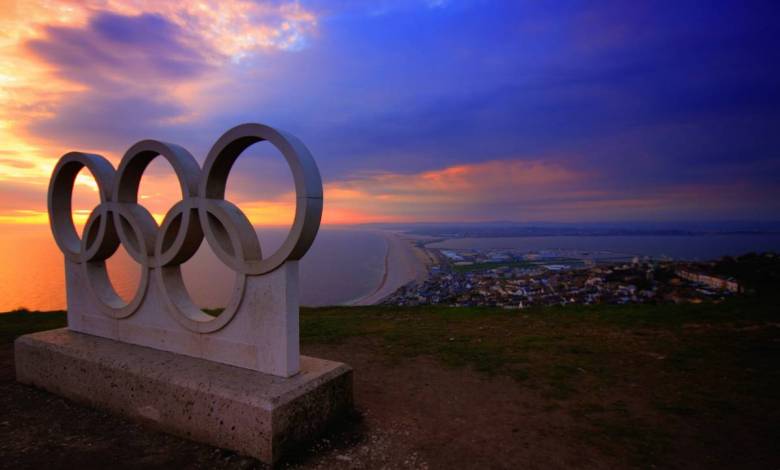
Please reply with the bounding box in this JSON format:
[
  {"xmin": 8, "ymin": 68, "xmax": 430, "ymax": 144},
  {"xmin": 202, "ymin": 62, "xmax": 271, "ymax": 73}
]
[
  {"xmin": 0, "ymin": 228, "xmax": 68, "ymax": 311},
  {"xmin": 0, "ymin": 225, "xmax": 233, "ymax": 312},
  {"xmin": 0, "ymin": 225, "xmax": 386, "ymax": 312}
]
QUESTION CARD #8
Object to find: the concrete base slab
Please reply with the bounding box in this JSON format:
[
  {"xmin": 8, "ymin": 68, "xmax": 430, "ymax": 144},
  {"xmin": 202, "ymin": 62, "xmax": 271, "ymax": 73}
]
[{"xmin": 15, "ymin": 328, "xmax": 353, "ymax": 465}]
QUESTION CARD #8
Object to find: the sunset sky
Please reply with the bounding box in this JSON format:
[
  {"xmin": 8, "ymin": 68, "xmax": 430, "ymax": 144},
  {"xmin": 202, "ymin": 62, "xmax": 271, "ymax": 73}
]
[{"xmin": 1, "ymin": 0, "xmax": 779, "ymax": 227}]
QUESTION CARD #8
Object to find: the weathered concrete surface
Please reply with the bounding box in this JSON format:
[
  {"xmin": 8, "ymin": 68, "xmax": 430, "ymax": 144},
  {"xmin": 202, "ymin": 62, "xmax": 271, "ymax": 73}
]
[
  {"xmin": 67, "ymin": 259, "xmax": 303, "ymax": 377},
  {"xmin": 15, "ymin": 328, "xmax": 353, "ymax": 465}
]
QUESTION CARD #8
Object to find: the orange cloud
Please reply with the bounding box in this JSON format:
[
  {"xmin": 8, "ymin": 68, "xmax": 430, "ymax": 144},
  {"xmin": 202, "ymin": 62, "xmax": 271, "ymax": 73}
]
[
  {"xmin": 325, "ymin": 158, "xmax": 585, "ymax": 212},
  {"xmin": 319, "ymin": 158, "xmax": 780, "ymax": 223},
  {"xmin": 0, "ymin": 0, "xmax": 318, "ymax": 205},
  {"xmin": 1, "ymin": 156, "xmax": 777, "ymax": 228}
]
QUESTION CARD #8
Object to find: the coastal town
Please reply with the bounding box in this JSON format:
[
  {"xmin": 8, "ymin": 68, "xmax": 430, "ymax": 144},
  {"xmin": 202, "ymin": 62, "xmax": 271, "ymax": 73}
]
[{"xmin": 382, "ymin": 243, "xmax": 767, "ymax": 308}]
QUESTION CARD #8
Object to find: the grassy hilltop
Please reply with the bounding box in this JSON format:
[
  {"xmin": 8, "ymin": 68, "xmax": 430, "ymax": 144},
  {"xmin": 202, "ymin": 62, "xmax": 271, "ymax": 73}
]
[{"xmin": 1, "ymin": 298, "xmax": 778, "ymax": 468}]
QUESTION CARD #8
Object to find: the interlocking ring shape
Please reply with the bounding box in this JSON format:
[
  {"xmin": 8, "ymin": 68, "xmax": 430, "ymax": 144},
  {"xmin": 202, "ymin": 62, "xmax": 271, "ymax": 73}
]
[{"xmin": 48, "ymin": 123, "xmax": 323, "ymax": 333}]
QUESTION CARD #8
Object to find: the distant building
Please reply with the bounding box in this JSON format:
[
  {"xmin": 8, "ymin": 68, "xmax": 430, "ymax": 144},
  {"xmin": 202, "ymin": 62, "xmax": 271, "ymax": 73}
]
[
  {"xmin": 441, "ymin": 250, "xmax": 464, "ymax": 261},
  {"xmin": 453, "ymin": 261, "xmax": 474, "ymax": 266},
  {"xmin": 544, "ymin": 264, "xmax": 568, "ymax": 271},
  {"xmin": 676, "ymin": 270, "xmax": 740, "ymax": 293}
]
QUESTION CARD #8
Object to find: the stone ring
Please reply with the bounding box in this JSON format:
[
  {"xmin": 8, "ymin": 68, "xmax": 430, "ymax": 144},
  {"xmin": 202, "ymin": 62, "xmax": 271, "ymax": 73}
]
[{"xmin": 47, "ymin": 123, "xmax": 323, "ymax": 332}]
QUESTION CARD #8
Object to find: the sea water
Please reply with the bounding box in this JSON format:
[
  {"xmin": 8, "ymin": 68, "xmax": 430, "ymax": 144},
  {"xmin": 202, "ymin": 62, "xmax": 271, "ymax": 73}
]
[
  {"xmin": 0, "ymin": 226, "xmax": 386, "ymax": 312},
  {"xmin": 3, "ymin": 228, "xmax": 779, "ymax": 312}
]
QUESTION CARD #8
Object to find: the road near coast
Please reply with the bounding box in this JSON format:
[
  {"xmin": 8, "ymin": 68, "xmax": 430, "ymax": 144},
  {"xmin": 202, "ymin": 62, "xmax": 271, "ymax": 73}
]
[{"xmin": 347, "ymin": 231, "xmax": 430, "ymax": 305}]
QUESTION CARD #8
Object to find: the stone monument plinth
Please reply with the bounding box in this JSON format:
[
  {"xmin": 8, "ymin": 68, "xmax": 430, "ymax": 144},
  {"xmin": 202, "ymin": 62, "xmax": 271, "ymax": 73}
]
[{"xmin": 15, "ymin": 123, "xmax": 352, "ymax": 464}]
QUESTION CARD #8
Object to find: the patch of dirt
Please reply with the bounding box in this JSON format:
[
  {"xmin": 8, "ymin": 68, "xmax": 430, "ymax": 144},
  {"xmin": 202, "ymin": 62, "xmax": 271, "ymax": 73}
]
[{"xmin": 298, "ymin": 340, "xmax": 611, "ymax": 470}]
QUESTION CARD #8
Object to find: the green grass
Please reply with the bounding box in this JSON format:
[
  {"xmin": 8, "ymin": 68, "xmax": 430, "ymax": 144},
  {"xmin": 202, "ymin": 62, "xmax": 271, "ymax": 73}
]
[
  {"xmin": 4, "ymin": 300, "xmax": 777, "ymax": 389},
  {"xmin": 299, "ymin": 298, "xmax": 778, "ymax": 372}
]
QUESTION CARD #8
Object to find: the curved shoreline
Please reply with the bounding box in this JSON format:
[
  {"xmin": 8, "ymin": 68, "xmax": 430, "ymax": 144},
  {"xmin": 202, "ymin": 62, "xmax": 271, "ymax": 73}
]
[
  {"xmin": 345, "ymin": 236, "xmax": 391, "ymax": 305},
  {"xmin": 346, "ymin": 231, "xmax": 429, "ymax": 306}
]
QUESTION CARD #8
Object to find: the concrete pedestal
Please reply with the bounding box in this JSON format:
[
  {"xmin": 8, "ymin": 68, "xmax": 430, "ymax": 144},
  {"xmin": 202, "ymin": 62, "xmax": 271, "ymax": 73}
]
[{"xmin": 15, "ymin": 328, "xmax": 353, "ymax": 465}]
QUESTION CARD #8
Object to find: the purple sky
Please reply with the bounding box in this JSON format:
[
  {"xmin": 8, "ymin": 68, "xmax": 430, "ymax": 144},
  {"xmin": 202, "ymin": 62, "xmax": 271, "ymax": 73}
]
[{"xmin": 1, "ymin": 0, "xmax": 779, "ymax": 225}]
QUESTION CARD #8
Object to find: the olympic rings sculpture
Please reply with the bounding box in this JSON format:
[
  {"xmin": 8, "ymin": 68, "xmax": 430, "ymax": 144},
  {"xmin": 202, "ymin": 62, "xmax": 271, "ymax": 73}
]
[{"xmin": 48, "ymin": 123, "xmax": 323, "ymax": 333}]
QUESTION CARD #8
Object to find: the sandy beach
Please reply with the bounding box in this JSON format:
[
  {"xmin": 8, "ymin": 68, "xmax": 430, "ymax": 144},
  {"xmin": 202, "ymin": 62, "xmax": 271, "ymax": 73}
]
[{"xmin": 347, "ymin": 231, "xmax": 430, "ymax": 305}]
